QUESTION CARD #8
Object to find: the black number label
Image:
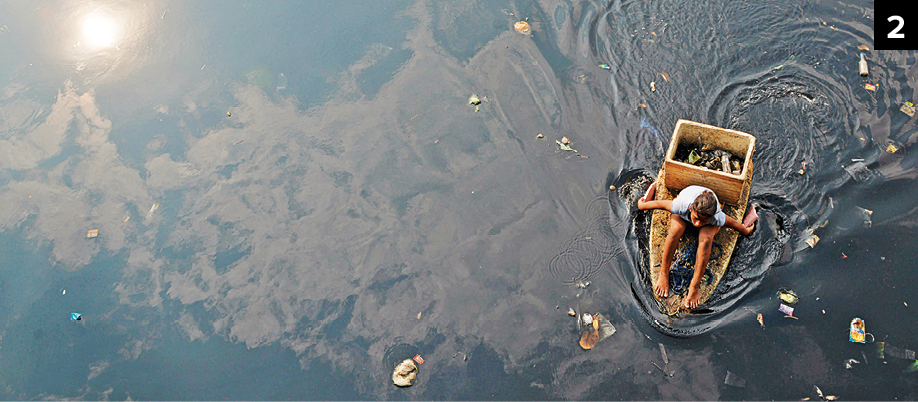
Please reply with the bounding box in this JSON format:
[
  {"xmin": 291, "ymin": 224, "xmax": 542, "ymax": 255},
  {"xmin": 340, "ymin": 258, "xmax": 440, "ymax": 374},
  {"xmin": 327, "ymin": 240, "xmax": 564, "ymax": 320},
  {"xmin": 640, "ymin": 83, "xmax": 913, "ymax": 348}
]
[{"xmin": 888, "ymin": 15, "xmax": 905, "ymax": 39}]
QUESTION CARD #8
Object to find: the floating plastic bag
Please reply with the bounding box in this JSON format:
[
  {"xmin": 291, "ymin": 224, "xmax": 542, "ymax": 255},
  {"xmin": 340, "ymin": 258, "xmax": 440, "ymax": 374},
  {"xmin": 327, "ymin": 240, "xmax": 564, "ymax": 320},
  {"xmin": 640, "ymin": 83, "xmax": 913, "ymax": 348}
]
[
  {"xmin": 884, "ymin": 343, "xmax": 915, "ymax": 360},
  {"xmin": 725, "ymin": 371, "xmax": 746, "ymax": 387},
  {"xmin": 392, "ymin": 359, "xmax": 418, "ymax": 387},
  {"xmin": 777, "ymin": 289, "xmax": 799, "ymax": 305},
  {"xmin": 579, "ymin": 313, "xmax": 616, "ymax": 350},
  {"xmin": 596, "ymin": 313, "xmax": 616, "ymax": 340}
]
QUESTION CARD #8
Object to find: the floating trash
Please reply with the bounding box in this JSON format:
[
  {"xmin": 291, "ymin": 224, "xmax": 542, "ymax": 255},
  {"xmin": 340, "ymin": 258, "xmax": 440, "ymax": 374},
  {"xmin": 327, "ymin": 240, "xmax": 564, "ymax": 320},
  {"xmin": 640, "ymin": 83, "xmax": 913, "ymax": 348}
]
[
  {"xmin": 724, "ymin": 370, "xmax": 746, "ymax": 387},
  {"xmin": 756, "ymin": 313, "xmax": 764, "ymax": 329},
  {"xmin": 556, "ymin": 140, "xmax": 577, "ymax": 152},
  {"xmin": 71, "ymin": 312, "xmax": 82, "ymax": 321},
  {"xmin": 658, "ymin": 343, "xmax": 669, "ymax": 365},
  {"xmin": 843, "ymin": 161, "xmax": 876, "ymax": 183},
  {"xmin": 779, "ymin": 304, "xmax": 794, "ymax": 316},
  {"xmin": 579, "ymin": 313, "xmax": 615, "ymax": 350},
  {"xmin": 811, "ymin": 386, "xmax": 837, "ymax": 401},
  {"xmin": 147, "ymin": 203, "xmax": 159, "ymax": 218},
  {"xmin": 513, "ymin": 21, "xmax": 531, "ymax": 34},
  {"xmin": 884, "ymin": 139, "xmax": 907, "ymax": 156},
  {"xmin": 878, "ymin": 342, "xmax": 916, "ymax": 360},
  {"xmin": 865, "ymin": 83, "xmax": 877, "ymax": 91},
  {"xmin": 581, "ymin": 313, "xmax": 593, "ymax": 326},
  {"xmin": 596, "ymin": 313, "xmax": 616, "ymax": 340},
  {"xmin": 579, "ymin": 316, "xmax": 600, "ymax": 350},
  {"xmin": 86, "ymin": 229, "xmax": 99, "ymax": 238},
  {"xmin": 805, "ymin": 232, "xmax": 819, "ymax": 248},
  {"xmin": 392, "ymin": 359, "xmax": 418, "ymax": 387},
  {"xmin": 413, "ymin": 354, "xmax": 425, "ymax": 364},
  {"xmin": 567, "ymin": 307, "xmax": 576, "ymax": 317},
  {"xmin": 855, "ymin": 206, "xmax": 873, "ymax": 228},
  {"xmin": 651, "ymin": 360, "xmax": 673, "ymax": 377},
  {"xmin": 844, "ymin": 358, "xmax": 860, "ymax": 369},
  {"xmin": 849, "ymin": 317, "xmax": 866, "ymax": 343},
  {"xmin": 777, "ymin": 289, "xmax": 799, "ymax": 305},
  {"xmin": 468, "ymin": 94, "xmax": 480, "ymax": 105},
  {"xmin": 276, "ymin": 73, "xmax": 287, "ymax": 91},
  {"xmin": 901, "ymin": 102, "xmax": 915, "ymax": 117},
  {"xmin": 598, "ymin": 63, "xmax": 611, "ymax": 70}
]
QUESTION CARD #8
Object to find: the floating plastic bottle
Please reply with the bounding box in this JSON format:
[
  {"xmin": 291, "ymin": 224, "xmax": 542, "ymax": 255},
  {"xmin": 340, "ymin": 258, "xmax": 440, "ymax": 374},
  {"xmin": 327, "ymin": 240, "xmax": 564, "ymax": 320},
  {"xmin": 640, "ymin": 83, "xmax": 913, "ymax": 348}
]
[{"xmin": 859, "ymin": 53, "xmax": 868, "ymax": 77}]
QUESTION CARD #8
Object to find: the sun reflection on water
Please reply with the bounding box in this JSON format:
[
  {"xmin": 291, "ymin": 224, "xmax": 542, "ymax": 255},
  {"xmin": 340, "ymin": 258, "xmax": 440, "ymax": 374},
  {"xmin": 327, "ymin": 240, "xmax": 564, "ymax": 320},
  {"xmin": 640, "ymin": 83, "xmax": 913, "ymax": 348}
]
[
  {"xmin": 81, "ymin": 12, "xmax": 119, "ymax": 49},
  {"xmin": 51, "ymin": 1, "xmax": 163, "ymax": 84}
]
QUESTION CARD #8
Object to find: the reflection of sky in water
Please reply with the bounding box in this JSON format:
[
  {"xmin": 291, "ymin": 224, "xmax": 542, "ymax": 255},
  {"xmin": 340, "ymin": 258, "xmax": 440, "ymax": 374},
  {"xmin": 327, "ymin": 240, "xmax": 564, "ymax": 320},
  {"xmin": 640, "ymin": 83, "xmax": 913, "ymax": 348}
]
[{"xmin": 0, "ymin": 0, "xmax": 917, "ymax": 399}]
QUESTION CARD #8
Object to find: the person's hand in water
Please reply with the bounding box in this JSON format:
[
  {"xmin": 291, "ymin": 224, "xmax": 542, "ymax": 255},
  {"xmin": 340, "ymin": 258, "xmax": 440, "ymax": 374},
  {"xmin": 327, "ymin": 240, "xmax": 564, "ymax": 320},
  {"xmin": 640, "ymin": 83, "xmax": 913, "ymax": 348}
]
[
  {"xmin": 637, "ymin": 181, "xmax": 657, "ymax": 210},
  {"xmin": 742, "ymin": 204, "xmax": 758, "ymax": 229}
]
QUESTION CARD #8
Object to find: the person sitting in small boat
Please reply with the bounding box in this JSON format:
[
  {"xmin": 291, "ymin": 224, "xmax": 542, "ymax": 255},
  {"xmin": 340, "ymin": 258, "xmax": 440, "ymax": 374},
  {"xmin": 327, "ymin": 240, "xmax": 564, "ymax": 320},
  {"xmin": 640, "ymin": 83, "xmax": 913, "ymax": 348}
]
[{"xmin": 636, "ymin": 182, "xmax": 757, "ymax": 309}]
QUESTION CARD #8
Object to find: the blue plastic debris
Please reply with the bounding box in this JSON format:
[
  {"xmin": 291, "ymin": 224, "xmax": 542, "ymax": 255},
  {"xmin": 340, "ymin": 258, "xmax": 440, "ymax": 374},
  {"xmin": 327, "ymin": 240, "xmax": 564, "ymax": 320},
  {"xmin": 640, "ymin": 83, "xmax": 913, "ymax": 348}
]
[{"xmin": 71, "ymin": 312, "xmax": 82, "ymax": 321}]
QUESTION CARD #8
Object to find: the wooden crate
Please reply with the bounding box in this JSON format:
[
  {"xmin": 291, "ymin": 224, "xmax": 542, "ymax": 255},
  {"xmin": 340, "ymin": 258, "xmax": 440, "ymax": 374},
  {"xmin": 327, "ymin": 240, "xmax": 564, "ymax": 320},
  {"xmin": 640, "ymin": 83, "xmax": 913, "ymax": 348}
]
[{"xmin": 663, "ymin": 119, "xmax": 756, "ymax": 205}]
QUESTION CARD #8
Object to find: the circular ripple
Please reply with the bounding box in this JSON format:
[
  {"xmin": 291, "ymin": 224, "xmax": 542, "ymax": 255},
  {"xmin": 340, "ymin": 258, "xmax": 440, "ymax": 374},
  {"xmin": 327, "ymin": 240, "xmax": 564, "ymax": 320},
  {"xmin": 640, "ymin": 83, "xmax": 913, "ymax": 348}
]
[{"xmin": 547, "ymin": 228, "xmax": 616, "ymax": 285}]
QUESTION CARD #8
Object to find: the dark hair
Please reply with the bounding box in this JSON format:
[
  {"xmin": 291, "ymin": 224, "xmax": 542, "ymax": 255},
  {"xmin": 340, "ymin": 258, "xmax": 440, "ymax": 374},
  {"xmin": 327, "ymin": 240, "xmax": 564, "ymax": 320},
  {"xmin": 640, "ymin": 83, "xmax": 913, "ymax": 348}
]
[{"xmin": 692, "ymin": 190, "xmax": 717, "ymax": 217}]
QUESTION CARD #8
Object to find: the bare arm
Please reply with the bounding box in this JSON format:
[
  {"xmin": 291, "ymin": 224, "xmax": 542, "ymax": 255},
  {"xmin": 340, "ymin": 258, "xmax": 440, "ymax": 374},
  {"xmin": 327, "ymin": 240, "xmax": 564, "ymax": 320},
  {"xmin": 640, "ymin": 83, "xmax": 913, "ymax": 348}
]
[
  {"xmin": 723, "ymin": 215, "xmax": 754, "ymax": 236},
  {"xmin": 638, "ymin": 199, "xmax": 673, "ymax": 211},
  {"xmin": 636, "ymin": 181, "xmax": 673, "ymax": 212}
]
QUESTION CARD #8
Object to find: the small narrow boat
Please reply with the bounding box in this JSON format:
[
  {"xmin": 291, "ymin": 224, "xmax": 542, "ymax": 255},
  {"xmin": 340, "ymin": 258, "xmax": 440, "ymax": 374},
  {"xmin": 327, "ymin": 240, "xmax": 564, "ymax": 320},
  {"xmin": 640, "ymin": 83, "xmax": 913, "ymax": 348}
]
[{"xmin": 647, "ymin": 119, "xmax": 756, "ymax": 315}]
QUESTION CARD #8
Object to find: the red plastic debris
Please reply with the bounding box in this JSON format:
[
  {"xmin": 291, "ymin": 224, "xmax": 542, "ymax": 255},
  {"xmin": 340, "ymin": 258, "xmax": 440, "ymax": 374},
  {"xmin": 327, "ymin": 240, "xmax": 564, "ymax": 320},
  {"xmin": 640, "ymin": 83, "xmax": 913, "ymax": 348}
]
[{"xmin": 413, "ymin": 354, "xmax": 425, "ymax": 364}]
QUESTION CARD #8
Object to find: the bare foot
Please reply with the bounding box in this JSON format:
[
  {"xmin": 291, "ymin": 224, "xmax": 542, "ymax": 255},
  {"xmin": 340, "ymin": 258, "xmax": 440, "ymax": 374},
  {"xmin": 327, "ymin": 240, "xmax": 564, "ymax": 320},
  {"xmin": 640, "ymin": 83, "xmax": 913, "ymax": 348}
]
[
  {"xmin": 683, "ymin": 284, "xmax": 702, "ymax": 309},
  {"xmin": 654, "ymin": 272, "xmax": 670, "ymax": 298}
]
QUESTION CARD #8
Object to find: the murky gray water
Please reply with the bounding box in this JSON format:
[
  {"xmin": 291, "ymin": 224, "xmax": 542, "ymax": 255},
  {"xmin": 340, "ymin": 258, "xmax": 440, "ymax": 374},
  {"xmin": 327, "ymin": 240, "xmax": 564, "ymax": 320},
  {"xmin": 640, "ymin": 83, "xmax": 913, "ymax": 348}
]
[{"xmin": 0, "ymin": 0, "xmax": 916, "ymax": 400}]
